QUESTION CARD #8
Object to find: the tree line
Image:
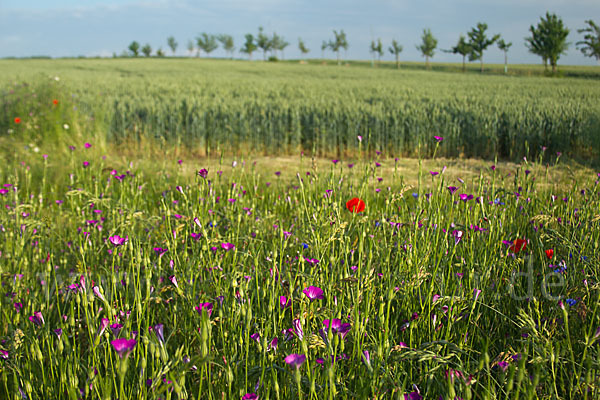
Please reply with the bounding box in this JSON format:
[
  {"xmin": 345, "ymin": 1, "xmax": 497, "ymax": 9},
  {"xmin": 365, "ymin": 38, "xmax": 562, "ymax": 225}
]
[{"xmin": 124, "ymin": 14, "xmax": 600, "ymax": 73}]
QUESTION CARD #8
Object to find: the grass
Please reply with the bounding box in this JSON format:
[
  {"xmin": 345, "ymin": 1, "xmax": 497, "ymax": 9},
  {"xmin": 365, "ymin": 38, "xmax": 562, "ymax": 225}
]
[{"xmin": 0, "ymin": 134, "xmax": 599, "ymax": 399}]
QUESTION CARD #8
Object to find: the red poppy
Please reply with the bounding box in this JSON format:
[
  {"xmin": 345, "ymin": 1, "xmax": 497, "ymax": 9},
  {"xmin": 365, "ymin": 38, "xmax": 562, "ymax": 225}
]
[
  {"xmin": 14, "ymin": 117, "xmax": 21, "ymax": 124},
  {"xmin": 346, "ymin": 197, "xmax": 366, "ymax": 213},
  {"xmin": 53, "ymin": 99, "xmax": 59, "ymax": 105},
  {"xmin": 545, "ymin": 249, "xmax": 554, "ymax": 259},
  {"xmin": 509, "ymin": 239, "xmax": 527, "ymax": 253}
]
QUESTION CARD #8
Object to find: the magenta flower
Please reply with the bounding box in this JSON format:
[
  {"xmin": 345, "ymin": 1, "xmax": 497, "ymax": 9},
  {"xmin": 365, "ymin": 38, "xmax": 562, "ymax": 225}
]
[
  {"xmin": 0, "ymin": 350, "xmax": 8, "ymax": 359},
  {"xmin": 53, "ymin": 328, "xmax": 63, "ymax": 339},
  {"xmin": 250, "ymin": 333, "xmax": 260, "ymax": 343},
  {"xmin": 323, "ymin": 319, "xmax": 351, "ymax": 338},
  {"xmin": 110, "ymin": 323, "xmax": 123, "ymax": 337},
  {"xmin": 221, "ymin": 242, "xmax": 235, "ymax": 251},
  {"xmin": 284, "ymin": 353, "xmax": 306, "ymax": 368},
  {"xmin": 280, "ymin": 296, "xmax": 290, "ymax": 310},
  {"xmin": 242, "ymin": 394, "xmax": 258, "ymax": 400},
  {"xmin": 459, "ymin": 194, "xmax": 474, "ymax": 202},
  {"xmin": 434, "ymin": 136, "xmax": 443, "ymax": 143},
  {"xmin": 447, "ymin": 186, "xmax": 458, "ymax": 195},
  {"xmin": 84, "ymin": 142, "xmax": 92, "ymax": 148},
  {"xmin": 111, "ymin": 338, "xmax": 137, "ymax": 358},
  {"xmin": 195, "ymin": 302, "xmax": 213, "ymax": 317},
  {"xmin": 108, "ymin": 235, "xmax": 128, "ymax": 247},
  {"xmin": 153, "ymin": 247, "xmax": 168, "ymax": 257},
  {"xmin": 197, "ymin": 169, "xmax": 208, "ymax": 178},
  {"xmin": 303, "ymin": 286, "xmax": 324, "ymax": 301},
  {"xmin": 268, "ymin": 337, "xmax": 278, "ymax": 352},
  {"xmin": 29, "ymin": 311, "xmax": 44, "ymax": 326},
  {"xmin": 429, "ymin": 171, "xmax": 439, "ymax": 176}
]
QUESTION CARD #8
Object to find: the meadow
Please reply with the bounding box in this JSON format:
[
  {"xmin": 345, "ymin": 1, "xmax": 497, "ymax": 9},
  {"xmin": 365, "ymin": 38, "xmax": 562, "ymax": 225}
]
[{"xmin": 0, "ymin": 59, "xmax": 600, "ymax": 399}]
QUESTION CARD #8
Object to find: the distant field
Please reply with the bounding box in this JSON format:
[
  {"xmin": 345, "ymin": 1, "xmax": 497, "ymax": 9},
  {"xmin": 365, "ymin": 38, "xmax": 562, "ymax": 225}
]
[{"xmin": 1, "ymin": 58, "xmax": 600, "ymax": 162}]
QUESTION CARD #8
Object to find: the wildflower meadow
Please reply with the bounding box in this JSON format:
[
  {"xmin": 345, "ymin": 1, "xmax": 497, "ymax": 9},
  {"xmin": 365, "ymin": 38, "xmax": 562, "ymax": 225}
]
[{"xmin": 0, "ymin": 59, "xmax": 600, "ymax": 399}]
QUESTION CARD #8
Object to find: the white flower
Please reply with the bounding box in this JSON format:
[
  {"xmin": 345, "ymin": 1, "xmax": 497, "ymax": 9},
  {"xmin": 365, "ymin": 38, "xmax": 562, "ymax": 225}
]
[
  {"xmin": 63, "ymin": 124, "xmax": 69, "ymax": 130},
  {"xmin": 54, "ymin": 76, "xmax": 60, "ymax": 81}
]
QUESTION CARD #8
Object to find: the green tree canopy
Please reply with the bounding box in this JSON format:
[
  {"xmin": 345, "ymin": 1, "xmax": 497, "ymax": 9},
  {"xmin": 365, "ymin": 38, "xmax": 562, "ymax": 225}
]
[
  {"xmin": 416, "ymin": 28, "xmax": 437, "ymax": 69},
  {"xmin": 328, "ymin": 30, "xmax": 348, "ymax": 65},
  {"xmin": 128, "ymin": 41, "xmax": 140, "ymax": 57},
  {"xmin": 257, "ymin": 27, "xmax": 272, "ymax": 60},
  {"xmin": 298, "ymin": 38, "xmax": 310, "ymax": 55},
  {"xmin": 445, "ymin": 34, "xmax": 471, "ymax": 72},
  {"xmin": 370, "ymin": 38, "xmax": 383, "ymax": 64},
  {"xmin": 467, "ymin": 22, "xmax": 500, "ymax": 72},
  {"xmin": 576, "ymin": 20, "xmax": 600, "ymax": 62},
  {"xmin": 525, "ymin": 12, "xmax": 570, "ymax": 73},
  {"xmin": 196, "ymin": 33, "xmax": 218, "ymax": 57},
  {"xmin": 141, "ymin": 43, "xmax": 152, "ymax": 57},
  {"xmin": 240, "ymin": 34, "xmax": 257, "ymax": 60},
  {"xmin": 167, "ymin": 36, "xmax": 177, "ymax": 55},
  {"xmin": 217, "ymin": 34, "xmax": 235, "ymax": 58},
  {"xmin": 388, "ymin": 39, "xmax": 403, "ymax": 69},
  {"xmin": 497, "ymin": 38, "xmax": 513, "ymax": 74}
]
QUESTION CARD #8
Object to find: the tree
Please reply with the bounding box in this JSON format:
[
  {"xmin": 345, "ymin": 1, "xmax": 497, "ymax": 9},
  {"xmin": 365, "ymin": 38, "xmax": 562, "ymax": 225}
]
[
  {"xmin": 298, "ymin": 38, "xmax": 310, "ymax": 57},
  {"xmin": 416, "ymin": 28, "xmax": 437, "ymax": 69},
  {"xmin": 271, "ymin": 33, "xmax": 289, "ymax": 60},
  {"xmin": 217, "ymin": 34, "xmax": 235, "ymax": 59},
  {"xmin": 445, "ymin": 34, "xmax": 471, "ymax": 72},
  {"xmin": 525, "ymin": 12, "xmax": 570, "ymax": 74},
  {"xmin": 128, "ymin": 41, "xmax": 140, "ymax": 57},
  {"xmin": 257, "ymin": 27, "xmax": 272, "ymax": 60},
  {"xmin": 167, "ymin": 36, "xmax": 178, "ymax": 56},
  {"xmin": 240, "ymin": 34, "xmax": 257, "ymax": 60},
  {"xmin": 467, "ymin": 22, "xmax": 500, "ymax": 73},
  {"xmin": 187, "ymin": 40, "xmax": 195, "ymax": 57},
  {"xmin": 328, "ymin": 30, "xmax": 348, "ymax": 65},
  {"xmin": 141, "ymin": 43, "xmax": 152, "ymax": 57},
  {"xmin": 321, "ymin": 40, "xmax": 328, "ymax": 59},
  {"xmin": 576, "ymin": 20, "xmax": 600, "ymax": 62},
  {"xmin": 388, "ymin": 39, "xmax": 403, "ymax": 69},
  {"xmin": 196, "ymin": 33, "xmax": 218, "ymax": 58},
  {"xmin": 370, "ymin": 38, "xmax": 383, "ymax": 65},
  {"xmin": 497, "ymin": 39, "xmax": 512, "ymax": 74},
  {"xmin": 156, "ymin": 48, "xmax": 166, "ymax": 57}
]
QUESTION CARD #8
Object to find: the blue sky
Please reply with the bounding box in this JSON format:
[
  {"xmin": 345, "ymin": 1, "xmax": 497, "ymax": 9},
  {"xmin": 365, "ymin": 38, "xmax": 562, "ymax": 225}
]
[{"xmin": 1, "ymin": 0, "xmax": 599, "ymax": 65}]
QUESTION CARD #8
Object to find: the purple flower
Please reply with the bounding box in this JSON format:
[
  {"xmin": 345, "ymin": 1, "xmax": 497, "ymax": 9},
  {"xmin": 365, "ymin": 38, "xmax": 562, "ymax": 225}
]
[
  {"xmin": 447, "ymin": 186, "xmax": 458, "ymax": 195},
  {"xmin": 111, "ymin": 338, "xmax": 137, "ymax": 358},
  {"xmin": 197, "ymin": 169, "xmax": 208, "ymax": 178},
  {"xmin": 429, "ymin": 171, "xmax": 439, "ymax": 176},
  {"xmin": 274, "ymin": 171, "xmax": 281, "ymax": 176},
  {"xmin": 29, "ymin": 311, "xmax": 44, "ymax": 326},
  {"xmin": 292, "ymin": 319, "xmax": 304, "ymax": 340},
  {"xmin": 459, "ymin": 194, "xmax": 474, "ymax": 202},
  {"xmin": 153, "ymin": 247, "xmax": 168, "ymax": 257},
  {"xmin": 280, "ymin": 296, "xmax": 290, "ymax": 310},
  {"xmin": 473, "ymin": 288, "xmax": 482, "ymax": 301},
  {"xmin": 268, "ymin": 337, "xmax": 278, "ymax": 352},
  {"xmin": 303, "ymin": 286, "xmax": 324, "ymax": 301},
  {"xmin": 98, "ymin": 317, "xmax": 110, "ymax": 336},
  {"xmin": 362, "ymin": 350, "xmax": 371, "ymax": 366},
  {"xmin": 434, "ymin": 136, "xmax": 443, "ymax": 143},
  {"xmin": 14, "ymin": 302, "xmax": 22, "ymax": 312},
  {"xmin": 53, "ymin": 328, "xmax": 63, "ymax": 339},
  {"xmin": 108, "ymin": 235, "xmax": 128, "ymax": 247},
  {"xmin": 154, "ymin": 324, "xmax": 165, "ymax": 343},
  {"xmin": 195, "ymin": 302, "xmax": 213, "ymax": 317},
  {"xmin": 284, "ymin": 353, "xmax": 306, "ymax": 368},
  {"xmin": 452, "ymin": 230, "xmax": 463, "ymax": 245},
  {"xmin": 85, "ymin": 142, "xmax": 92, "ymax": 148},
  {"xmin": 110, "ymin": 323, "xmax": 123, "ymax": 337},
  {"xmin": 250, "ymin": 333, "xmax": 260, "ymax": 343},
  {"xmin": 221, "ymin": 242, "xmax": 235, "ymax": 251},
  {"xmin": 323, "ymin": 319, "xmax": 351, "ymax": 339},
  {"xmin": 0, "ymin": 350, "xmax": 8, "ymax": 359},
  {"xmin": 332, "ymin": 159, "xmax": 339, "ymax": 164},
  {"xmin": 242, "ymin": 394, "xmax": 258, "ymax": 400}
]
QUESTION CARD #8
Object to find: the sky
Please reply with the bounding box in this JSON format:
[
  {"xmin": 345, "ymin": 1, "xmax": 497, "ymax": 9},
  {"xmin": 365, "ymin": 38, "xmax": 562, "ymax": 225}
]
[{"xmin": 1, "ymin": 0, "xmax": 599, "ymax": 65}]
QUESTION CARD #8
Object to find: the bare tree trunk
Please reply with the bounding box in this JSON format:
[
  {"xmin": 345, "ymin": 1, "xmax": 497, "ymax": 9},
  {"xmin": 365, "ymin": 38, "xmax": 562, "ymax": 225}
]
[
  {"xmin": 426, "ymin": 55, "xmax": 429, "ymax": 69},
  {"xmin": 504, "ymin": 52, "xmax": 508, "ymax": 74},
  {"xmin": 396, "ymin": 54, "xmax": 399, "ymax": 69},
  {"xmin": 462, "ymin": 55, "xmax": 466, "ymax": 72}
]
